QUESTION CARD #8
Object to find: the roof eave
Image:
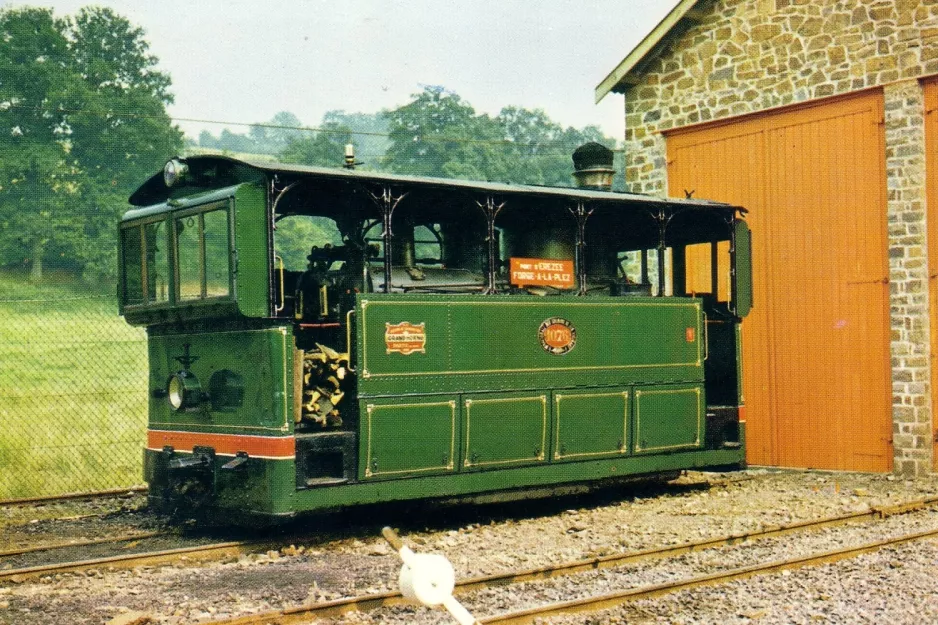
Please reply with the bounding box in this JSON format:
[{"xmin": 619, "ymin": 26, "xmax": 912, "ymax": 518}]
[{"xmin": 595, "ymin": 0, "xmax": 706, "ymax": 103}]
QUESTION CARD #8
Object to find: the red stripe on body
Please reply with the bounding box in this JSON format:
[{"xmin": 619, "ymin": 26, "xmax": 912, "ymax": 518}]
[{"xmin": 147, "ymin": 430, "xmax": 295, "ymax": 459}]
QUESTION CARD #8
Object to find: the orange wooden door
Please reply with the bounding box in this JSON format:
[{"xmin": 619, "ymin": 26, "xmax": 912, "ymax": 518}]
[
  {"xmin": 667, "ymin": 91, "xmax": 892, "ymax": 471},
  {"xmin": 926, "ymin": 78, "xmax": 938, "ymax": 470}
]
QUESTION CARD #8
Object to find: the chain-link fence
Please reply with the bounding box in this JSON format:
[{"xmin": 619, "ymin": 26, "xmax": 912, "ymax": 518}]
[{"xmin": 0, "ymin": 282, "xmax": 148, "ymax": 501}]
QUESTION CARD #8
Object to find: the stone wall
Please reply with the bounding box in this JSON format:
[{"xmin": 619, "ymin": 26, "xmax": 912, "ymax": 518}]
[
  {"xmin": 619, "ymin": 0, "xmax": 938, "ymax": 474},
  {"xmin": 884, "ymin": 81, "xmax": 931, "ymax": 476},
  {"xmin": 624, "ymin": 0, "xmax": 938, "ymax": 194}
]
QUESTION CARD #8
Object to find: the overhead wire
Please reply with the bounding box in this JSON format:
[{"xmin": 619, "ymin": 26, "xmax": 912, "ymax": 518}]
[{"xmin": 4, "ymin": 101, "xmax": 623, "ymax": 152}]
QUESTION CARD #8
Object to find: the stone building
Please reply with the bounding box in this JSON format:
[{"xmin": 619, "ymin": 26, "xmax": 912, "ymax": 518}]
[{"xmin": 596, "ymin": 0, "xmax": 938, "ymax": 475}]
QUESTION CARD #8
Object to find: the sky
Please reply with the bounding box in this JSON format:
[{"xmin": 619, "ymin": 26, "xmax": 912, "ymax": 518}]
[{"xmin": 6, "ymin": 0, "xmax": 677, "ymax": 142}]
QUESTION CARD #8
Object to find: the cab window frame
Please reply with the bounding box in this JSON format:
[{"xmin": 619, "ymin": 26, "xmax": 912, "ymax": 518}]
[
  {"xmin": 172, "ymin": 200, "xmax": 234, "ymax": 304},
  {"xmin": 119, "ymin": 199, "xmax": 234, "ymax": 311},
  {"xmin": 119, "ymin": 214, "xmax": 172, "ymax": 310}
]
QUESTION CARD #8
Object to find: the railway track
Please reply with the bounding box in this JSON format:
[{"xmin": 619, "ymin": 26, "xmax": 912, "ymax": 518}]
[
  {"xmin": 198, "ymin": 495, "xmax": 938, "ymax": 625},
  {"xmin": 0, "ymin": 486, "xmax": 148, "ymax": 509},
  {"xmin": 0, "ymin": 532, "xmax": 276, "ymax": 583},
  {"xmin": 0, "ymin": 488, "xmax": 152, "ymax": 555},
  {"xmin": 0, "ymin": 474, "xmax": 741, "ymax": 583},
  {"xmin": 0, "ymin": 530, "xmax": 168, "ymax": 560}
]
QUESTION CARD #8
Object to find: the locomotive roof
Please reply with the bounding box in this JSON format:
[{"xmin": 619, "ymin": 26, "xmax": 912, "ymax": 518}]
[{"xmin": 129, "ymin": 154, "xmax": 743, "ymax": 214}]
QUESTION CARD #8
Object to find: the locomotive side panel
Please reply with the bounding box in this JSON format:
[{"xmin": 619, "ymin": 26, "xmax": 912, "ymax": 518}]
[
  {"xmin": 353, "ymin": 293, "xmax": 710, "ymax": 488},
  {"xmin": 356, "ymin": 295, "xmax": 704, "ymax": 395}
]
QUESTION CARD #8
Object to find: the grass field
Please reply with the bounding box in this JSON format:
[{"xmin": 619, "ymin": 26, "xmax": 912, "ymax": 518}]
[{"xmin": 0, "ymin": 273, "xmax": 149, "ymax": 500}]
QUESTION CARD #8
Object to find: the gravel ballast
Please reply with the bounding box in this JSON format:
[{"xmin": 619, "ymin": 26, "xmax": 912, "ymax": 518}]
[{"xmin": 2, "ymin": 469, "xmax": 938, "ymax": 624}]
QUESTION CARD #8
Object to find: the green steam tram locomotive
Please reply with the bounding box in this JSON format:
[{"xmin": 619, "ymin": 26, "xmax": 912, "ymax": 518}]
[{"xmin": 118, "ymin": 144, "xmax": 752, "ymax": 521}]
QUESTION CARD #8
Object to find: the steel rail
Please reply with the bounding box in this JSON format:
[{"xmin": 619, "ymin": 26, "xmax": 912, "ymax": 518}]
[
  {"xmin": 199, "ymin": 495, "xmax": 938, "ymax": 625},
  {"xmin": 0, "ymin": 538, "xmax": 270, "ymax": 583},
  {"xmin": 479, "ymin": 525, "xmax": 938, "ymax": 624},
  {"xmin": 0, "ymin": 486, "xmax": 147, "ymax": 508},
  {"xmin": 0, "ymin": 530, "xmax": 169, "ymax": 559}
]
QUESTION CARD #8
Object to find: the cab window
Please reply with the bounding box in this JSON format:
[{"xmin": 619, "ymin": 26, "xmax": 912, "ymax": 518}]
[
  {"xmin": 120, "ymin": 220, "xmax": 169, "ymax": 307},
  {"xmin": 175, "ymin": 206, "xmax": 231, "ymax": 301}
]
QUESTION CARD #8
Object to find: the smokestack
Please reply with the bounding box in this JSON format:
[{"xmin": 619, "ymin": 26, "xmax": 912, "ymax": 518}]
[{"xmin": 572, "ymin": 142, "xmax": 615, "ymax": 191}]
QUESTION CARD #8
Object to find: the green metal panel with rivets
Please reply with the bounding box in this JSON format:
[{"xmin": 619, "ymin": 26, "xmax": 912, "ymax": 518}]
[
  {"xmin": 462, "ymin": 392, "xmax": 549, "ymax": 471},
  {"xmin": 353, "ymin": 293, "xmax": 708, "ymax": 485},
  {"xmin": 634, "ymin": 383, "xmax": 704, "ymax": 454},
  {"xmin": 361, "ymin": 397, "xmax": 458, "ymax": 480},
  {"xmin": 554, "ymin": 388, "xmax": 631, "ymax": 462},
  {"xmin": 355, "ymin": 294, "xmax": 704, "ymax": 397}
]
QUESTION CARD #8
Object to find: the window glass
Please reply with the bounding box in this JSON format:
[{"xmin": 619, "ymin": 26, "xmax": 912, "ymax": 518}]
[
  {"xmin": 145, "ymin": 221, "xmax": 169, "ymax": 304},
  {"xmin": 122, "ymin": 226, "xmax": 144, "ymax": 306},
  {"xmin": 203, "ymin": 209, "xmax": 231, "ymax": 298},
  {"xmin": 176, "ymin": 214, "xmax": 202, "ymax": 300}
]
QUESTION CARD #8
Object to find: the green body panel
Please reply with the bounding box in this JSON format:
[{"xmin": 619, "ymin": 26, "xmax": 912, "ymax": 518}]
[
  {"xmin": 733, "ymin": 219, "xmax": 753, "ymax": 318},
  {"xmin": 356, "ymin": 294, "xmax": 704, "ymax": 396},
  {"xmin": 463, "ymin": 392, "xmax": 549, "ymax": 470},
  {"xmin": 147, "ymin": 325, "xmax": 293, "ymax": 433},
  {"xmin": 144, "ymin": 451, "xmax": 295, "ymax": 516},
  {"xmin": 291, "ymin": 445, "xmax": 744, "ymax": 513},
  {"xmin": 144, "ymin": 323, "xmax": 296, "ymax": 516},
  {"xmin": 361, "ymin": 397, "xmax": 458, "ymax": 480},
  {"xmin": 554, "ymin": 389, "xmax": 630, "ymax": 461},
  {"xmin": 230, "ymin": 183, "xmax": 270, "ymax": 318},
  {"xmin": 351, "ymin": 294, "xmax": 709, "ymax": 488},
  {"xmin": 634, "ymin": 384, "xmax": 703, "ymax": 453}
]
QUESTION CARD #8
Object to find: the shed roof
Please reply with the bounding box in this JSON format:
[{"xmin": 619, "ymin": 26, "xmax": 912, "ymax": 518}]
[{"xmin": 595, "ymin": 0, "xmax": 706, "ymax": 103}]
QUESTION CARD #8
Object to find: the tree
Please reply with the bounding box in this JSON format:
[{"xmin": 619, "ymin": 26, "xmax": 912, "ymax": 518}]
[
  {"xmin": 278, "ymin": 121, "xmax": 353, "ymax": 168},
  {"xmin": 278, "ymin": 110, "xmax": 392, "ymax": 169},
  {"xmin": 493, "ymin": 107, "xmax": 619, "ymax": 187},
  {"xmin": 322, "ymin": 110, "xmax": 390, "ymax": 168},
  {"xmin": 381, "ymin": 87, "xmax": 618, "ymax": 187},
  {"xmin": 197, "ymin": 130, "xmax": 218, "ymax": 149},
  {"xmin": 67, "ymin": 7, "xmax": 179, "ymax": 188},
  {"xmin": 0, "ymin": 6, "xmax": 182, "ymax": 282},
  {"xmin": 63, "ymin": 7, "xmax": 182, "ymax": 280},
  {"xmin": 214, "ymin": 128, "xmax": 256, "ymax": 154},
  {"xmin": 0, "ymin": 7, "xmax": 73, "ymax": 281},
  {"xmin": 259, "ymin": 111, "xmax": 304, "ymax": 152},
  {"xmin": 382, "ymin": 86, "xmax": 509, "ymax": 180}
]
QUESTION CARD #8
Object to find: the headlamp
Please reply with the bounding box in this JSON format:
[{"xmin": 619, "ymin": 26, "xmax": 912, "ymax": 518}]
[
  {"xmin": 163, "ymin": 158, "xmax": 189, "ymax": 188},
  {"xmin": 168, "ymin": 370, "xmax": 201, "ymax": 410}
]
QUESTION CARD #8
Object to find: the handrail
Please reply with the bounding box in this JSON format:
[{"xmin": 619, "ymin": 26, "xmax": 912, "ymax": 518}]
[
  {"xmin": 345, "ymin": 308, "xmax": 356, "ymax": 373},
  {"xmin": 274, "ymin": 255, "xmax": 285, "ymax": 313}
]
